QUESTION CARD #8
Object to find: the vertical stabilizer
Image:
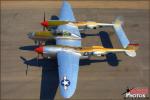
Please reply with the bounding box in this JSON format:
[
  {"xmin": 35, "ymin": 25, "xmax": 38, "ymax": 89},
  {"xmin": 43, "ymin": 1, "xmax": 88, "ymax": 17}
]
[{"xmin": 113, "ymin": 17, "xmax": 130, "ymax": 48}]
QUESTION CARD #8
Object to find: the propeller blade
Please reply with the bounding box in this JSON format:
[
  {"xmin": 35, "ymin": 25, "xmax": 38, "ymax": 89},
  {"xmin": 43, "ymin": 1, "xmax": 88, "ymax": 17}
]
[
  {"xmin": 43, "ymin": 11, "xmax": 46, "ymax": 31},
  {"xmin": 36, "ymin": 53, "xmax": 39, "ymax": 65},
  {"xmin": 26, "ymin": 64, "xmax": 29, "ymax": 76},
  {"xmin": 44, "ymin": 11, "xmax": 45, "ymax": 22}
]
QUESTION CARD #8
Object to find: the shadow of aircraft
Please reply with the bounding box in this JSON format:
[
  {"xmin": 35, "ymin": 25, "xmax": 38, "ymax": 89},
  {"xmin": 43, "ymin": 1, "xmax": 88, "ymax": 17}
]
[
  {"xmin": 99, "ymin": 31, "xmax": 119, "ymax": 66},
  {"xmin": 19, "ymin": 15, "xmax": 60, "ymax": 100},
  {"xmin": 47, "ymin": 15, "xmax": 59, "ymax": 31},
  {"xmin": 39, "ymin": 59, "xmax": 59, "ymax": 100},
  {"xmin": 19, "ymin": 45, "xmax": 39, "ymax": 51},
  {"xmin": 50, "ymin": 15, "xmax": 59, "ymax": 20},
  {"xmin": 80, "ymin": 58, "xmax": 107, "ymax": 66},
  {"xmin": 40, "ymin": 15, "xmax": 59, "ymax": 100},
  {"xmin": 81, "ymin": 33, "xmax": 99, "ymax": 38},
  {"xmin": 19, "ymin": 39, "xmax": 56, "ymax": 52},
  {"xmin": 20, "ymin": 56, "xmax": 59, "ymax": 100}
]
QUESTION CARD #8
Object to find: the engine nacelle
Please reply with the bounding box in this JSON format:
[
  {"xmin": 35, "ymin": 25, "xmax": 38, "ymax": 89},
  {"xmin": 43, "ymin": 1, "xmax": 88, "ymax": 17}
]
[{"xmin": 28, "ymin": 31, "xmax": 54, "ymax": 42}]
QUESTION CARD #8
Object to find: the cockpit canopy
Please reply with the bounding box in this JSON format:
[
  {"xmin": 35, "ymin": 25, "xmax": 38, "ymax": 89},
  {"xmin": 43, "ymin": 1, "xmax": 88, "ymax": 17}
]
[{"xmin": 55, "ymin": 31, "xmax": 71, "ymax": 36}]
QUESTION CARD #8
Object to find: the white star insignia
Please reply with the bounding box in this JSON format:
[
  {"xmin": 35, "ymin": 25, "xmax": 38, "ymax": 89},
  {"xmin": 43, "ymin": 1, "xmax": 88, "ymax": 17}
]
[{"xmin": 61, "ymin": 76, "xmax": 70, "ymax": 90}]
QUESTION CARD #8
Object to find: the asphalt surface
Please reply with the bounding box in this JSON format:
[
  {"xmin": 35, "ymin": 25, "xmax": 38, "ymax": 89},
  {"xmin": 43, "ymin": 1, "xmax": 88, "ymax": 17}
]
[{"xmin": 1, "ymin": 1, "xmax": 149, "ymax": 100}]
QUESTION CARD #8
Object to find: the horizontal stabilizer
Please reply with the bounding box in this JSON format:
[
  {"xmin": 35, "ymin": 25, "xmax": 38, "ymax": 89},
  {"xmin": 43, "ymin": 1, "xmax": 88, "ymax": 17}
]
[
  {"xmin": 125, "ymin": 51, "xmax": 136, "ymax": 57},
  {"xmin": 125, "ymin": 44, "xmax": 139, "ymax": 57},
  {"xmin": 113, "ymin": 17, "xmax": 130, "ymax": 48}
]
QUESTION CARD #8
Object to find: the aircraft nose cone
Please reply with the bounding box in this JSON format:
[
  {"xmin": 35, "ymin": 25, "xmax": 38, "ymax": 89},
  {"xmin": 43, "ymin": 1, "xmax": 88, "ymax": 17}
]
[
  {"xmin": 41, "ymin": 21, "xmax": 49, "ymax": 27},
  {"xmin": 34, "ymin": 46, "xmax": 43, "ymax": 53}
]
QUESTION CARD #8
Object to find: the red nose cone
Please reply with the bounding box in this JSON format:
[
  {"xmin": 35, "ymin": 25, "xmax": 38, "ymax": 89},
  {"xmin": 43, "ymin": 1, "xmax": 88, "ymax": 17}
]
[
  {"xmin": 34, "ymin": 46, "xmax": 43, "ymax": 53},
  {"xmin": 40, "ymin": 21, "xmax": 49, "ymax": 27}
]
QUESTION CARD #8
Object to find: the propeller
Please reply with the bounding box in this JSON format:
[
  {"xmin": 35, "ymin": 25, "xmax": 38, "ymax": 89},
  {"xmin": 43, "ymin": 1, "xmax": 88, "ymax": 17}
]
[
  {"xmin": 20, "ymin": 56, "xmax": 29, "ymax": 76},
  {"xmin": 40, "ymin": 11, "xmax": 49, "ymax": 31}
]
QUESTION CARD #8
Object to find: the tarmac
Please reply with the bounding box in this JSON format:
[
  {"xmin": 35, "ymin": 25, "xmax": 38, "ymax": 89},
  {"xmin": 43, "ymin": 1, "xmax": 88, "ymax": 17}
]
[{"xmin": 1, "ymin": 1, "xmax": 149, "ymax": 100}]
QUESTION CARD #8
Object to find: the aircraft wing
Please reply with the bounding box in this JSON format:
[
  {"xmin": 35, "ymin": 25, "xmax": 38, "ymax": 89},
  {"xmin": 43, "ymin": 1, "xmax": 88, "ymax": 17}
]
[
  {"xmin": 57, "ymin": 51, "xmax": 80, "ymax": 98},
  {"xmin": 59, "ymin": 1, "xmax": 76, "ymax": 22},
  {"xmin": 57, "ymin": 1, "xmax": 81, "ymax": 37},
  {"xmin": 56, "ymin": 1, "xmax": 81, "ymax": 98}
]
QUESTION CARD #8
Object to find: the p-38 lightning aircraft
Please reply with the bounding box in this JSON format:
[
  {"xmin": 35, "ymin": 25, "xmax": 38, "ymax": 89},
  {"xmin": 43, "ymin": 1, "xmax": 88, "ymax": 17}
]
[{"xmin": 28, "ymin": 1, "xmax": 139, "ymax": 99}]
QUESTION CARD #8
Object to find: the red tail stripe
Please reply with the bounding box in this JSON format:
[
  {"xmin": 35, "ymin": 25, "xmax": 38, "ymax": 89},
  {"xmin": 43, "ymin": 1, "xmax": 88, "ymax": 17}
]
[{"xmin": 129, "ymin": 43, "xmax": 139, "ymax": 46}]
